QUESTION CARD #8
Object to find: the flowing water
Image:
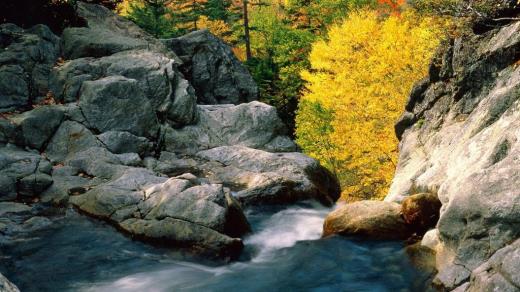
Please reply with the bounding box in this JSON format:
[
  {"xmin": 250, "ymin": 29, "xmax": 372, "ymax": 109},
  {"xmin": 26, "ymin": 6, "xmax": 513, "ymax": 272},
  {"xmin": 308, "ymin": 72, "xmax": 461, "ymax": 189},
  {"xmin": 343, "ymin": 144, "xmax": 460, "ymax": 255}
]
[{"xmin": 0, "ymin": 202, "xmax": 431, "ymax": 291}]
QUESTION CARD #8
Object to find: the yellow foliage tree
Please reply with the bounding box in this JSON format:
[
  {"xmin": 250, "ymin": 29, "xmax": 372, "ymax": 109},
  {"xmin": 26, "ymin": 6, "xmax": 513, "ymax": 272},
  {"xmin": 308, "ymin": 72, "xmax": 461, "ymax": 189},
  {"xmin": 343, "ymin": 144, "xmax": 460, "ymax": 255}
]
[
  {"xmin": 197, "ymin": 15, "xmax": 236, "ymax": 43},
  {"xmin": 296, "ymin": 9, "xmax": 447, "ymax": 201}
]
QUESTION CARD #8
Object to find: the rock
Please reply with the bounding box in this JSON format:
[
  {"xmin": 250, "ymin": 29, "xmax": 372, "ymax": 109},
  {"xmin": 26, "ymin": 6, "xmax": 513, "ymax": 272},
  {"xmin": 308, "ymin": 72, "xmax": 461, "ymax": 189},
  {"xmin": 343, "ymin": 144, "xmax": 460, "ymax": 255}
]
[
  {"xmin": 0, "ymin": 65, "xmax": 29, "ymax": 112},
  {"xmin": 50, "ymin": 50, "xmax": 198, "ymax": 127},
  {"xmin": 0, "ymin": 23, "xmax": 60, "ymax": 112},
  {"xmin": 0, "ymin": 202, "xmax": 31, "ymax": 216},
  {"xmin": 17, "ymin": 173, "xmax": 53, "ymax": 199},
  {"xmin": 322, "ymin": 201, "xmax": 411, "ymax": 239},
  {"xmin": 197, "ymin": 146, "xmax": 340, "ymax": 206},
  {"xmin": 421, "ymin": 229, "xmax": 441, "ymax": 251},
  {"xmin": 164, "ymin": 102, "xmax": 297, "ymax": 154},
  {"xmin": 79, "ymin": 76, "xmax": 159, "ymax": 138},
  {"xmin": 97, "ymin": 131, "xmax": 152, "ymax": 155},
  {"xmin": 115, "ymin": 153, "xmax": 142, "ymax": 167},
  {"xmin": 224, "ymin": 191, "xmax": 251, "ymax": 237},
  {"xmin": 62, "ymin": 2, "xmax": 177, "ymax": 60},
  {"xmin": 395, "ymin": 111, "xmax": 415, "ymax": 141},
  {"xmin": 119, "ymin": 217, "xmax": 243, "ymax": 260},
  {"xmin": 8, "ymin": 106, "xmax": 64, "ymax": 150},
  {"xmin": 40, "ymin": 165, "xmax": 96, "ymax": 205},
  {"xmin": 0, "ymin": 273, "xmax": 20, "ymax": 292},
  {"xmin": 401, "ymin": 193, "xmax": 441, "ymax": 235},
  {"xmin": 45, "ymin": 120, "xmax": 102, "ymax": 163},
  {"xmin": 164, "ymin": 30, "xmax": 258, "ymax": 104},
  {"xmin": 385, "ymin": 19, "xmax": 520, "ymax": 290},
  {"xmin": 22, "ymin": 216, "xmax": 52, "ymax": 232},
  {"xmin": 70, "ymin": 168, "xmax": 248, "ymax": 258},
  {"xmin": 464, "ymin": 238, "xmax": 520, "ymax": 292},
  {"xmin": 0, "ymin": 145, "xmax": 52, "ymax": 201}
]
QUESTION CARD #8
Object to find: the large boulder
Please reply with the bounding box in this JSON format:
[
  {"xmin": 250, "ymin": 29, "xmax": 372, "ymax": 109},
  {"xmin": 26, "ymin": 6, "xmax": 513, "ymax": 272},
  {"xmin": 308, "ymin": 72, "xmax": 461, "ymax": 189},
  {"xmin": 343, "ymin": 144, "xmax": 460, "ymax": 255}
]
[
  {"xmin": 50, "ymin": 50, "xmax": 198, "ymax": 127},
  {"xmin": 78, "ymin": 76, "xmax": 159, "ymax": 138},
  {"xmin": 164, "ymin": 30, "xmax": 258, "ymax": 104},
  {"xmin": 164, "ymin": 102, "xmax": 297, "ymax": 154},
  {"xmin": 70, "ymin": 169, "xmax": 248, "ymax": 259},
  {"xmin": 322, "ymin": 201, "xmax": 411, "ymax": 239},
  {"xmin": 196, "ymin": 146, "xmax": 340, "ymax": 206},
  {"xmin": 386, "ymin": 19, "xmax": 520, "ymax": 290},
  {"xmin": 0, "ymin": 24, "xmax": 60, "ymax": 112}
]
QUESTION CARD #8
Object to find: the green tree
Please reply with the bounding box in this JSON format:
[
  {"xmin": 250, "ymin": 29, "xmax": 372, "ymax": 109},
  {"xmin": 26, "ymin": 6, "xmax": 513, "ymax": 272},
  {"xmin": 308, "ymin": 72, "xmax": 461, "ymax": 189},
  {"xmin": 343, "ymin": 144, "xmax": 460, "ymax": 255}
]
[{"xmin": 127, "ymin": 0, "xmax": 181, "ymax": 38}]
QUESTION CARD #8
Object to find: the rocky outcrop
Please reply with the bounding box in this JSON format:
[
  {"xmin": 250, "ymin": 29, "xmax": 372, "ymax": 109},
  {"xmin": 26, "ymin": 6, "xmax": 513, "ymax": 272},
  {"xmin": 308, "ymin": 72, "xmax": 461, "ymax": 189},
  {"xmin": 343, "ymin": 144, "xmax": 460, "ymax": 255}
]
[
  {"xmin": 387, "ymin": 17, "xmax": 520, "ymax": 291},
  {"xmin": 163, "ymin": 102, "xmax": 297, "ymax": 154},
  {"xmin": 0, "ymin": 2, "xmax": 339, "ymax": 259},
  {"xmin": 163, "ymin": 30, "xmax": 258, "ymax": 105},
  {"xmin": 0, "ymin": 273, "xmax": 19, "ymax": 292}
]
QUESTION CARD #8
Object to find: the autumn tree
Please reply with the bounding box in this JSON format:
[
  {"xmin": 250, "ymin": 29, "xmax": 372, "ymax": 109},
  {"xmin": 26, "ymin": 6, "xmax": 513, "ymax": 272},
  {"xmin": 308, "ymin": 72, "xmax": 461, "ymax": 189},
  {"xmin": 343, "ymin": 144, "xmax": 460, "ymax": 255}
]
[{"xmin": 296, "ymin": 9, "xmax": 447, "ymax": 200}]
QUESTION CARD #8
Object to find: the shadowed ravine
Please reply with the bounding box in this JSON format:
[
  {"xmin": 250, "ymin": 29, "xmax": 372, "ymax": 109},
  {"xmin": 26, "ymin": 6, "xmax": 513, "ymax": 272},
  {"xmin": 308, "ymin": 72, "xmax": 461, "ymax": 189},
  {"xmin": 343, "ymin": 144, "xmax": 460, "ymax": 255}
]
[{"xmin": 1, "ymin": 202, "xmax": 430, "ymax": 291}]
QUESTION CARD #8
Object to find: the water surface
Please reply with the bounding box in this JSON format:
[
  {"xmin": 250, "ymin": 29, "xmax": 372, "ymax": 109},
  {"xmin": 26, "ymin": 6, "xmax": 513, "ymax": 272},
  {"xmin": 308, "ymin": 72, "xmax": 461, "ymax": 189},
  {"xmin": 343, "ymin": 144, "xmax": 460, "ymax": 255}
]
[{"xmin": 1, "ymin": 202, "xmax": 430, "ymax": 291}]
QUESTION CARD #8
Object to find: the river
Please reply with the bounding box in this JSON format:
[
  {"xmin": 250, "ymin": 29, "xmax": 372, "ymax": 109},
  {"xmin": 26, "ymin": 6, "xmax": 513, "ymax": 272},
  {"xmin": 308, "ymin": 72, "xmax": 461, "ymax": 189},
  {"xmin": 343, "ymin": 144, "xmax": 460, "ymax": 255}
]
[{"xmin": 0, "ymin": 201, "xmax": 431, "ymax": 291}]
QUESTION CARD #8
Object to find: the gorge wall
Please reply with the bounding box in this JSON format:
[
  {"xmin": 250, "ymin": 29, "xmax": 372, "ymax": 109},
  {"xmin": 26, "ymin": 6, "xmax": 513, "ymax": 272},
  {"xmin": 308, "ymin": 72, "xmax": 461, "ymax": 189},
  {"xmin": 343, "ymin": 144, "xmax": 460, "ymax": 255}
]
[{"xmin": 389, "ymin": 16, "xmax": 520, "ymax": 291}]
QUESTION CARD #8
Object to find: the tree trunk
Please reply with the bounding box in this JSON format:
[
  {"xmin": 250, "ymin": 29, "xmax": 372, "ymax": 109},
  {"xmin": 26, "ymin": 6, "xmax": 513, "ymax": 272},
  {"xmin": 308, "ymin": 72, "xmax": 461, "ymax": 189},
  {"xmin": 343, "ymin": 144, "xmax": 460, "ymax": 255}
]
[{"xmin": 243, "ymin": 0, "xmax": 252, "ymax": 61}]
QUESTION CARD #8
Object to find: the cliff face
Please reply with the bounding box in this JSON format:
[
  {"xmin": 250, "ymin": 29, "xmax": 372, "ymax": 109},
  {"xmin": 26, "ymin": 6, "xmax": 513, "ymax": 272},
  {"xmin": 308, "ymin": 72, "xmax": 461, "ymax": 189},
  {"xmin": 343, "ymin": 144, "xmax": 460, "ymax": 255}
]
[{"xmin": 388, "ymin": 18, "xmax": 520, "ymax": 291}]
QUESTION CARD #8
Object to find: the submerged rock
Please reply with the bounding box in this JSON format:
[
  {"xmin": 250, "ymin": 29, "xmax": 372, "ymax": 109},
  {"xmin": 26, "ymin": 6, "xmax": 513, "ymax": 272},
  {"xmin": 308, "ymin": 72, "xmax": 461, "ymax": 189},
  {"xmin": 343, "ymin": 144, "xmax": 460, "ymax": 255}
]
[{"xmin": 322, "ymin": 201, "xmax": 411, "ymax": 240}]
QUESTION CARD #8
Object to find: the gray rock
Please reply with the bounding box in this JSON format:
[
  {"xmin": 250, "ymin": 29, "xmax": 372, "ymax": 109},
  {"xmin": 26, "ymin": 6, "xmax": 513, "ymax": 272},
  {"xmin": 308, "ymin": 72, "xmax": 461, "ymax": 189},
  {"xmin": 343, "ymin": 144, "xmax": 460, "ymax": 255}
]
[
  {"xmin": 45, "ymin": 121, "xmax": 102, "ymax": 163},
  {"xmin": 115, "ymin": 153, "xmax": 142, "ymax": 167},
  {"xmin": 62, "ymin": 27, "xmax": 149, "ymax": 59},
  {"xmin": 70, "ymin": 168, "xmax": 248, "ymax": 258},
  {"xmin": 8, "ymin": 106, "xmax": 64, "ymax": 150},
  {"xmin": 0, "ymin": 23, "xmax": 60, "ymax": 112},
  {"xmin": 97, "ymin": 131, "xmax": 152, "ymax": 155},
  {"xmin": 464, "ymin": 238, "xmax": 520, "ymax": 292},
  {"xmin": 0, "ymin": 273, "xmax": 20, "ymax": 292},
  {"xmin": 50, "ymin": 50, "xmax": 198, "ymax": 127},
  {"xmin": 22, "ymin": 216, "xmax": 52, "ymax": 232},
  {"xmin": 164, "ymin": 102, "xmax": 297, "ymax": 154},
  {"xmin": 164, "ymin": 30, "xmax": 258, "ymax": 104},
  {"xmin": 385, "ymin": 20, "xmax": 520, "ymax": 290},
  {"xmin": 0, "ymin": 202, "xmax": 31, "ymax": 216},
  {"xmin": 322, "ymin": 201, "xmax": 411, "ymax": 239},
  {"xmin": 119, "ymin": 217, "xmax": 243, "ymax": 259},
  {"xmin": 40, "ymin": 165, "xmax": 95, "ymax": 205},
  {"xmin": 17, "ymin": 173, "xmax": 53, "ymax": 199},
  {"xmin": 79, "ymin": 76, "xmax": 159, "ymax": 138},
  {"xmin": 0, "ymin": 145, "xmax": 52, "ymax": 201},
  {"xmin": 63, "ymin": 2, "xmax": 178, "ymax": 60},
  {"xmin": 197, "ymin": 146, "xmax": 340, "ymax": 206},
  {"xmin": 0, "ymin": 65, "xmax": 29, "ymax": 112}
]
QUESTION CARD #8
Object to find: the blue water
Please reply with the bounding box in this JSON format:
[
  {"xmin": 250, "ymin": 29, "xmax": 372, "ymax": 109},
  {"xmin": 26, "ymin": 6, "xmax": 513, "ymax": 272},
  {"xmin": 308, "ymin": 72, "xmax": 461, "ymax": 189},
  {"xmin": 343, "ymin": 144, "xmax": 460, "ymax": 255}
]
[{"xmin": 0, "ymin": 202, "xmax": 430, "ymax": 291}]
